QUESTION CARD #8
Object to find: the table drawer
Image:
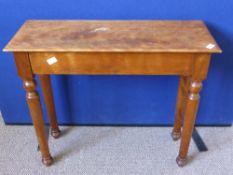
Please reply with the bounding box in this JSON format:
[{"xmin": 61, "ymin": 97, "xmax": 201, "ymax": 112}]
[{"xmin": 29, "ymin": 52, "xmax": 193, "ymax": 75}]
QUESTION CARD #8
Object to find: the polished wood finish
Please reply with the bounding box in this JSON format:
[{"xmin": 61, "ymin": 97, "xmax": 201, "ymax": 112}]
[
  {"xmin": 177, "ymin": 81, "xmax": 203, "ymax": 167},
  {"xmin": 39, "ymin": 75, "xmax": 61, "ymax": 138},
  {"xmin": 13, "ymin": 52, "xmax": 53, "ymax": 166},
  {"xmin": 4, "ymin": 20, "xmax": 222, "ymax": 167},
  {"xmin": 176, "ymin": 54, "xmax": 211, "ymax": 167},
  {"xmin": 172, "ymin": 76, "xmax": 189, "ymax": 140},
  {"xmin": 4, "ymin": 20, "xmax": 221, "ymax": 53},
  {"xmin": 29, "ymin": 52, "xmax": 193, "ymax": 75}
]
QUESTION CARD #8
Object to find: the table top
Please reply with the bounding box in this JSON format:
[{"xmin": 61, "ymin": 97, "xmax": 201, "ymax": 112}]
[{"xmin": 3, "ymin": 20, "xmax": 221, "ymax": 53}]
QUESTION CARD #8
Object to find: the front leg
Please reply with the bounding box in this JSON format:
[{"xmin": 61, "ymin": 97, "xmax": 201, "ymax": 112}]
[
  {"xmin": 176, "ymin": 53, "xmax": 211, "ymax": 167},
  {"xmin": 24, "ymin": 79, "xmax": 53, "ymax": 165},
  {"xmin": 176, "ymin": 80, "xmax": 202, "ymax": 167},
  {"xmin": 14, "ymin": 53, "xmax": 53, "ymax": 166}
]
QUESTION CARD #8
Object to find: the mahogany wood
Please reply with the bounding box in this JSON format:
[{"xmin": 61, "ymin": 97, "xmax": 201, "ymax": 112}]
[
  {"xmin": 3, "ymin": 20, "xmax": 222, "ymax": 167},
  {"xmin": 176, "ymin": 54, "xmax": 211, "ymax": 167},
  {"xmin": 39, "ymin": 75, "xmax": 61, "ymax": 138},
  {"xmin": 13, "ymin": 52, "xmax": 53, "ymax": 166},
  {"xmin": 3, "ymin": 20, "xmax": 221, "ymax": 53},
  {"xmin": 29, "ymin": 52, "xmax": 193, "ymax": 75},
  {"xmin": 172, "ymin": 76, "xmax": 189, "ymax": 140}
]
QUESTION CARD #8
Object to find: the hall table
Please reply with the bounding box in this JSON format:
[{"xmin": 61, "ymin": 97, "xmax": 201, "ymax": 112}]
[{"xmin": 3, "ymin": 20, "xmax": 221, "ymax": 167}]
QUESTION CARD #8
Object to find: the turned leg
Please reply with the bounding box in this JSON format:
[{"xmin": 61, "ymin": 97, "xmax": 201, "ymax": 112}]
[
  {"xmin": 39, "ymin": 75, "xmax": 61, "ymax": 138},
  {"xmin": 24, "ymin": 79, "xmax": 53, "ymax": 166},
  {"xmin": 176, "ymin": 80, "xmax": 202, "ymax": 167},
  {"xmin": 14, "ymin": 52, "xmax": 53, "ymax": 166},
  {"xmin": 172, "ymin": 76, "xmax": 189, "ymax": 140},
  {"xmin": 176, "ymin": 54, "xmax": 211, "ymax": 167}
]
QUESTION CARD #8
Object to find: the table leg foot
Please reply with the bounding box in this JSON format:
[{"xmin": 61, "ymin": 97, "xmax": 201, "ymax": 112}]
[
  {"xmin": 176, "ymin": 156, "xmax": 187, "ymax": 167},
  {"xmin": 42, "ymin": 155, "xmax": 53, "ymax": 166},
  {"xmin": 51, "ymin": 128, "xmax": 61, "ymax": 139},
  {"xmin": 171, "ymin": 130, "xmax": 181, "ymax": 141}
]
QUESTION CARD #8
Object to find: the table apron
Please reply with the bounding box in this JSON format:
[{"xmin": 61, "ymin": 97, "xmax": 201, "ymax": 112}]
[{"xmin": 29, "ymin": 52, "xmax": 194, "ymax": 75}]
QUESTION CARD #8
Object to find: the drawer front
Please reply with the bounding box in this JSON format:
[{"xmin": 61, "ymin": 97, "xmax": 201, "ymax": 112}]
[{"xmin": 29, "ymin": 52, "xmax": 193, "ymax": 75}]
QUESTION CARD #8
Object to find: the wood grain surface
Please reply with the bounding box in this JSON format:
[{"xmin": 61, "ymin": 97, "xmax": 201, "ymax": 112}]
[
  {"xmin": 29, "ymin": 52, "xmax": 194, "ymax": 75},
  {"xmin": 4, "ymin": 20, "xmax": 221, "ymax": 53},
  {"xmin": 4, "ymin": 20, "xmax": 222, "ymax": 167}
]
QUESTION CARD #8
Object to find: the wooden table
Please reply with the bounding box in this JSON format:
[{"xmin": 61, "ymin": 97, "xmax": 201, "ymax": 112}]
[{"xmin": 3, "ymin": 20, "xmax": 221, "ymax": 167}]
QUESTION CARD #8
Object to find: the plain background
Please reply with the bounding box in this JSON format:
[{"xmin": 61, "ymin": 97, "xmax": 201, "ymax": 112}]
[{"xmin": 0, "ymin": 0, "xmax": 233, "ymax": 125}]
